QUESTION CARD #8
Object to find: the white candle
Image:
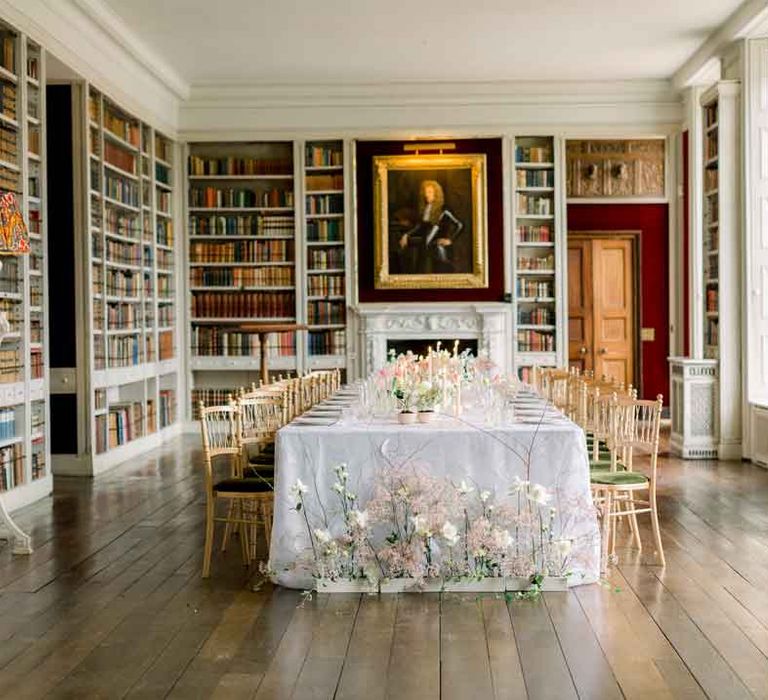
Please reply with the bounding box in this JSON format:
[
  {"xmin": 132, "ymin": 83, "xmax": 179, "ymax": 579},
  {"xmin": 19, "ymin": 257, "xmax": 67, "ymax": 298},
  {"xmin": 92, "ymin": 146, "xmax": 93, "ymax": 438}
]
[{"xmin": 453, "ymin": 340, "xmax": 459, "ymax": 358}]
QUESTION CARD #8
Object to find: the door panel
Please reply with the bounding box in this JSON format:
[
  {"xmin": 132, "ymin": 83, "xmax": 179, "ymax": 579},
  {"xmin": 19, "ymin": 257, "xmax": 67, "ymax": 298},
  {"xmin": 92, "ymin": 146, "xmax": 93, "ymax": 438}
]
[
  {"xmin": 567, "ymin": 241, "xmax": 592, "ymax": 373},
  {"xmin": 592, "ymin": 239, "xmax": 633, "ymax": 387},
  {"xmin": 568, "ymin": 234, "xmax": 635, "ymax": 389}
]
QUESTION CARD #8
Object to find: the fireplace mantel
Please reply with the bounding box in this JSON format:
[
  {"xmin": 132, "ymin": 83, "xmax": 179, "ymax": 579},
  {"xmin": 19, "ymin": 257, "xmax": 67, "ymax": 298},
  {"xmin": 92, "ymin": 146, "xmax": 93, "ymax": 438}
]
[{"xmin": 353, "ymin": 303, "xmax": 512, "ymax": 376}]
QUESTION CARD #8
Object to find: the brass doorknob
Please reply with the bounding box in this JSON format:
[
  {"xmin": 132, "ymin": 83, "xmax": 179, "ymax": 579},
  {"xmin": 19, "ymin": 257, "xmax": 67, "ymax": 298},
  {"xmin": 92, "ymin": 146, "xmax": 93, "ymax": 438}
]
[
  {"xmin": 599, "ymin": 348, "xmax": 607, "ymax": 354},
  {"xmin": 579, "ymin": 346, "xmax": 587, "ymax": 355}
]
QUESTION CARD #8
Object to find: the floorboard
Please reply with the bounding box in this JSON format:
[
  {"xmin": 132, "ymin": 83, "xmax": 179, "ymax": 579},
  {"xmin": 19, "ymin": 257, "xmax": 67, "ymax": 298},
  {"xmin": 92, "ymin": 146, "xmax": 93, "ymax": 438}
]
[{"xmin": 0, "ymin": 434, "xmax": 764, "ymax": 698}]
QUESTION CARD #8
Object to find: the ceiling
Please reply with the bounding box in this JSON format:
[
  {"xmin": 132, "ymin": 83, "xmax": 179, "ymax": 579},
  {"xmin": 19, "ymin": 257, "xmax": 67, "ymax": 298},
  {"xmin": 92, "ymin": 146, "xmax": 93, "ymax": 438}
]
[{"xmin": 101, "ymin": 0, "xmax": 745, "ymax": 86}]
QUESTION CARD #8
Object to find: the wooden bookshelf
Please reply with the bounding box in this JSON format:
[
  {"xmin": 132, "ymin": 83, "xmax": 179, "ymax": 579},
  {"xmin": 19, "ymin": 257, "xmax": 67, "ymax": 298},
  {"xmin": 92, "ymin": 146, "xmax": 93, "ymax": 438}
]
[
  {"xmin": 0, "ymin": 25, "xmax": 51, "ymax": 513},
  {"xmin": 303, "ymin": 140, "xmax": 348, "ymax": 373},
  {"xmin": 512, "ymin": 135, "xmax": 563, "ymax": 380},
  {"xmin": 85, "ymin": 86, "xmax": 179, "ymax": 469},
  {"xmin": 187, "ymin": 141, "xmax": 298, "ymax": 405}
]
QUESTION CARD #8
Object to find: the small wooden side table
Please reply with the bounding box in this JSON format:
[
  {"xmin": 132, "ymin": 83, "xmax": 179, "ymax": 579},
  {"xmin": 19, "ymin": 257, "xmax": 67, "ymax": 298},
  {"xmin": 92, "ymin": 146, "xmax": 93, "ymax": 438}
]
[{"xmin": 238, "ymin": 323, "xmax": 308, "ymax": 384}]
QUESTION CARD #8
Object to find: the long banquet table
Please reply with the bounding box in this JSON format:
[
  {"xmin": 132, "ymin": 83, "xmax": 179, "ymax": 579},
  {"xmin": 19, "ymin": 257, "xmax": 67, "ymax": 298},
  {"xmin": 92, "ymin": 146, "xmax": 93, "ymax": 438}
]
[{"xmin": 270, "ymin": 389, "xmax": 600, "ymax": 589}]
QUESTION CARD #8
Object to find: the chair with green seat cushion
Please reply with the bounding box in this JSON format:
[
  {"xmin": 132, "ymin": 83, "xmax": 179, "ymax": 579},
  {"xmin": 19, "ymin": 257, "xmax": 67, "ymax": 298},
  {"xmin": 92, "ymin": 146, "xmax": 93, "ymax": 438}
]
[{"xmin": 590, "ymin": 471, "xmax": 648, "ymax": 486}]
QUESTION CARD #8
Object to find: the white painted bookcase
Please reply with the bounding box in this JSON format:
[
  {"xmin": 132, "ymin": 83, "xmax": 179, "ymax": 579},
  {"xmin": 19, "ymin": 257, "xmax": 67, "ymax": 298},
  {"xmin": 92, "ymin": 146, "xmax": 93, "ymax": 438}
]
[{"xmin": 0, "ymin": 22, "xmax": 51, "ymax": 522}]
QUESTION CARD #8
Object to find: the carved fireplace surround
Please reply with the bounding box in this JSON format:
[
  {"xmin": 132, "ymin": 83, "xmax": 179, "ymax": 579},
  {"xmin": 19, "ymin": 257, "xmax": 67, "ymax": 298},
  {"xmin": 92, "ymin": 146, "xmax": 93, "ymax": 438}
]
[{"xmin": 353, "ymin": 303, "xmax": 512, "ymax": 376}]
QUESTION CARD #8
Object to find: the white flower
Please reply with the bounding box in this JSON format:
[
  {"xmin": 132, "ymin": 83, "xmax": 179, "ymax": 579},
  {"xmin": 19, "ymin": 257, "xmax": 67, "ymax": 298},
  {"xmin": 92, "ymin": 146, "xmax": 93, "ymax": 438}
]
[
  {"xmin": 442, "ymin": 521, "xmax": 460, "ymax": 547},
  {"xmin": 333, "ymin": 463, "xmax": 348, "ymax": 481},
  {"xmin": 345, "ymin": 491, "xmax": 356, "ymax": 501},
  {"xmin": 510, "ymin": 475, "xmax": 529, "ymax": 494},
  {"xmin": 349, "ymin": 509, "xmax": 369, "ymax": 529},
  {"xmin": 457, "ymin": 480, "xmax": 474, "ymax": 496},
  {"xmin": 528, "ymin": 483, "xmax": 552, "ymax": 506},
  {"xmin": 553, "ymin": 539, "xmax": 572, "ymax": 558},
  {"xmin": 479, "ymin": 490, "xmax": 491, "ymax": 503},
  {"xmin": 492, "ymin": 528, "xmax": 514, "ymax": 551},
  {"xmin": 411, "ymin": 514, "xmax": 432, "ymax": 538},
  {"xmin": 332, "ymin": 482, "xmax": 345, "ymax": 494},
  {"xmin": 313, "ymin": 528, "xmax": 332, "ymax": 544},
  {"xmin": 290, "ymin": 478, "xmax": 308, "ymax": 503}
]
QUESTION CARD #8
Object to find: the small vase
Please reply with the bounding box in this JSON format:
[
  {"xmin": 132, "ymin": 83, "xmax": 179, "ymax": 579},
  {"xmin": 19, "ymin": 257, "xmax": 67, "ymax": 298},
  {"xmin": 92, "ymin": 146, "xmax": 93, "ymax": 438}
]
[
  {"xmin": 398, "ymin": 411, "xmax": 417, "ymax": 425},
  {"xmin": 417, "ymin": 410, "xmax": 435, "ymax": 424}
]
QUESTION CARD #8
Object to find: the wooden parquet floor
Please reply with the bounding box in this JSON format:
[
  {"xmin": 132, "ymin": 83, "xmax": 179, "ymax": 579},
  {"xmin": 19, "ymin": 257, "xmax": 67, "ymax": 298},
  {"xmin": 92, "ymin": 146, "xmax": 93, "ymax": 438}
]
[{"xmin": 0, "ymin": 435, "xmax": 767, "ymax": 699}]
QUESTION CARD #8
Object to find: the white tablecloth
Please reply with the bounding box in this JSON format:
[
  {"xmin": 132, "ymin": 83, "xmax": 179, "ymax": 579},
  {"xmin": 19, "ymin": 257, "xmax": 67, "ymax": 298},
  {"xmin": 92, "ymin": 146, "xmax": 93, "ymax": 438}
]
[{"xmin": 270, "ymin": 403, "xmax": 600, "ymax": 589}]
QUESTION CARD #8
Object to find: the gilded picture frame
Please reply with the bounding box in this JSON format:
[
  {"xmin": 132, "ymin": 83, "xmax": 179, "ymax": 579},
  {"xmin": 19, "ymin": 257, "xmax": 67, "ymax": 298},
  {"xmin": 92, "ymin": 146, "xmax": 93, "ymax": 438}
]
[{"xmin": 373, "ymin": 153, "xmax": 488, "ymax": 289}]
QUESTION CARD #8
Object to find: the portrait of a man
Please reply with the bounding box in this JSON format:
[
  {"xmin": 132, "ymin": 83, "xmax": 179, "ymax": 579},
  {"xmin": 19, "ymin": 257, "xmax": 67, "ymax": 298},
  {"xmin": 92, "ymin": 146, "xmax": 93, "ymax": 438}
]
[{"xmin": 373, "ymin": 153, "xmax": 488, "ymax": 289}]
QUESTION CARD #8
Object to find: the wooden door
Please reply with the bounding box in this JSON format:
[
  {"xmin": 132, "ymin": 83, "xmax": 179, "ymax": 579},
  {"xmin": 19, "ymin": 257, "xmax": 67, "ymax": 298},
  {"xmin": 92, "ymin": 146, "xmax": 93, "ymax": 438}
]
[
  {"xmin": 568, "ymin": 235, "xmax": 635, "ymax": 388},
  {"xmin": 567, "ymin": 240, "xmax": 592, "ymax": 374}
]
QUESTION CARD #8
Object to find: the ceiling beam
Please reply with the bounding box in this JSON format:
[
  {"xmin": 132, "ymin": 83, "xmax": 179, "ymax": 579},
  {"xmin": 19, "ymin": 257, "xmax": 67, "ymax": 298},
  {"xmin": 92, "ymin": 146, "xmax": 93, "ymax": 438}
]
[{"xmin": 673, "ymin": 0, "xmax": 768, "ymax": 88}]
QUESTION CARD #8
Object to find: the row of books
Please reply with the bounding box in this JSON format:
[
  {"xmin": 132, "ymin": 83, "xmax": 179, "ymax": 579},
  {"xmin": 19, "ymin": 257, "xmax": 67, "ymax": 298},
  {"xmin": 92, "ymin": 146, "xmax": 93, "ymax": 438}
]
[
  {"xmin": 0, "ymin": 349, "xmax": 21, "ymax": 384},
  {"xmin": 188, "ymin": 155, "xmax": 293, "ymax": 176},
  {"xmin": 107, "ymin": 335, "xmax": 142, "ymax": 367},
  {"xmin": 704, "ymin": 103, "xmax": 718, "ymax": 129},
  {"xmin": 189, "ymin": 240, "xmax": 293, "ymax": 264},
  {"xmin": 191, "ymin": 328, "xmax": 296, "ymax": 357},
  {"xmin": 104, "ymin": 141, "xmax": 136, "ymax": 175},
  {"xmin": 517, "ymin": 330, "xmax": 556, "ymax": 352},
  {"xmin": 97, "ymin": 401, "xmax": 144, "ymax": 452},
  {"xmin": 190, "ymin": 187, "xmax": 294, "ymax": 209},
  {"xmin": 517, "ymin": 279, "xmax": 554, "ymax": 298},
  {"xmin": 0, "ymin": 83, "xmax": 16, "ymax": 120},
  {"xmin": 190, "ymin": 265, "xmax": 293, "ymax": 288},
  {"xmin": 0, "ymin": 165, "xmax": 18, "ymax": 192},
  {"xmin": 191, "ymin": 291, "xmax": 295, "ymax": 319},
  {"xmin": 159, "ymin": 390, "xmax": 175, "ymax": 429},
  {"xmin": 26, "ymin": 53, "xmax": 38, "ymax": 81},
  {"xmin": 308, "ymin": 329, "xmax": 346, "ymax": 356},
  {"xmin": 705, "ymin": 197, "xmax": 719, "ymax": 224},
  {"xmin": 105, "ymin": 269, "xmax": 141, "ymax": 297},
  {"xmin": 156, "ymin": 190, "xmax": 171, "ymax": 214},
  {"xmin": 155, "ymin": 135, "xmax": 173, "ymax": 163},
  {"xmin": 105, "ymin": 208, "xmax": 141, "ymax": 240},
  {"xmin": 306, "ymin": 174, "xmax": 343, "ymax": 191},
  {"xmin": 189, "ymin": 214, "xmax": 295, "ymax": 238},
  {"xmin": 155, "ymin": 162, "xmax": 171, "ymax": 185},
  {"xmin": 157, "ymin": 249, "xmax": 174, "ymax": 270},
  {"xmin": 157, "ymin": 275, "xmax": 173, "ymax": 297},
  {"xmin": 105, "ymin": 173, "xmax": 139, "ymax": 207},
  {"xmin": 107, "ymin": 303, "xmax": 139, "ymax": 330},
  {"xmin": 706, "ymin": 288, "xmax": 718, "ymax": 313},
  {"xmin": 705, "ymin": 318, "xmax": 719, "ymax": 348},
  {"xmin": 516, "ymin": 169, "xmax": 554, "ymax": 188},
  {"xmin": 103, "ymin": 108, "xmax": 141, "ymax": 149},
  {"xmin": 307, "ymin": 300, "xmax": 345, "ymax": 325},
  {"xmin": 306, "ymin": 193, "xmax": 343, "ymax": 215},
  {"xmin": 0, "ymin": 34, "xmax": 14, "ymax": 75},
  {"xmin": 515, "ymin": 145, "xmax": 552, "ymax": 163},
  {"xmin": 518, "ymin": 308, "xmax": 555, "ymax": 325},
  {"xmin": 518, "ymin": 224, "xmax": 553, "ymax": 243},
  {"xmin": 517, "ymin": 254, "xmax": 555, "ymax": 271},
  {"xmin": 706, "ymin": 228, "xmax": 719, "ymax": 251},
  {"xmin": 307, "ymin": 219, "xmax": 343, "ymax": 242},
  {"xmin": 308, "ymin": 274, "xmax": 344, "ymax": 297},
  {"xmin": 105, "ymin": 239, "xmax": 142, "ymax": 266},
  {"xmin": 159, "ymin": 330, "xmax": 174, "ymax": 360},
  {"xmin": 156, "ymin": 219, "xmax": 173, "ymax": 247},
  {"xmin": 1, "ymin": 124, "xmax": 18, "ymax": 161},
  {"xmin": 705, "ymin": 132, "xmax": 718, "ymax": 161},
  {"xmin": 31, "ymin": 348, "xmax": 43, "ymax": 379},
  {"xmin": 0, "ymin": 407, "xmax": 16, "ymax": 440},
  {"xmin": 157, "ymin": 306, "xmax": 174, "ymax": 327},
  {"xmin": 0, "ymin": 444, "xmax": 23, "ymax": 492},
  {"xmin": 704, "ymin": 167, "xmax": 718, "ymax": 192},
  {"xmin": 31, "ymin": 437, "xmax": 44, "ymax": 481},
  {"xmin": 305, "ymin": 144, "xmax": 342, "ymax": 168},
  {"xmin": 517, "ymin": 194, "xmax": 553, "ymax": 216},
  {"xmin": 308, "ymin": 248, "xmax": 344, "ymax": 270}
]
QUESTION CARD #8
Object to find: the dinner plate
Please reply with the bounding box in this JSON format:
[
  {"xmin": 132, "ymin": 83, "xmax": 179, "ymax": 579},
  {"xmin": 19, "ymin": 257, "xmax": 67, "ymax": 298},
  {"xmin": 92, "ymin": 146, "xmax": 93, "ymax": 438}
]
[{"xmin": 292, "ymin": 417, "xmax": 337, "ymax": 426}]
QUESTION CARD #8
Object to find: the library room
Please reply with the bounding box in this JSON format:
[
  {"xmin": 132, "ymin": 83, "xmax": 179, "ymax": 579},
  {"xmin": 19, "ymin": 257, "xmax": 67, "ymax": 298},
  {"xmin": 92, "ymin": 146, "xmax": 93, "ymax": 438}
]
[{"xmin": 0, "ymin": 1, "xmax": 765, "ymax": 697}]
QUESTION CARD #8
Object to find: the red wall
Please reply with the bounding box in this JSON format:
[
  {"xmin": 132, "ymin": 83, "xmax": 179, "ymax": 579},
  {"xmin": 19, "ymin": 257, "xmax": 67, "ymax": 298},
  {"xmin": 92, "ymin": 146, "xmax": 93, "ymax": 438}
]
[{"xmin": 567, "ymin": 204, "xmax": 670, "ymax": 402}]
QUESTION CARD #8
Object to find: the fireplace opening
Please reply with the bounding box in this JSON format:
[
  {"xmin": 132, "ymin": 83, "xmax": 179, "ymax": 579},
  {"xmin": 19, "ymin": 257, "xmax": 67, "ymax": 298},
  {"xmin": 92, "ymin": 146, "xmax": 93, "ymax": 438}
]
[{"xmin": 386, "ymin": 338, "xmax": 479, "ymax": 358}]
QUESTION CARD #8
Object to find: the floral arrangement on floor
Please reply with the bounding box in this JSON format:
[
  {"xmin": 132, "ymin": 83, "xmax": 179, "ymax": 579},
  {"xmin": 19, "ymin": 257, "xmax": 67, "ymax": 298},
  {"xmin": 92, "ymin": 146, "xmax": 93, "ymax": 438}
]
[{"xmin": 290, "ymin": 461, "xmax": 576, "ymax": 595}]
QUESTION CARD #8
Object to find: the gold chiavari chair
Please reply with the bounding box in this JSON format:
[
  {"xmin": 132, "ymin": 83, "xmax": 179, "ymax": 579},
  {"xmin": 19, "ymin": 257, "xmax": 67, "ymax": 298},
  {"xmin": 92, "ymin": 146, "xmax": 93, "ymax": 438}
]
[
  {"xmin": 591, "ymin": 395, "xmax": 665, "ymax": 573},
  {"xmin": 198, "ymin": 401, "xmax": 274, "ymax": 578}
]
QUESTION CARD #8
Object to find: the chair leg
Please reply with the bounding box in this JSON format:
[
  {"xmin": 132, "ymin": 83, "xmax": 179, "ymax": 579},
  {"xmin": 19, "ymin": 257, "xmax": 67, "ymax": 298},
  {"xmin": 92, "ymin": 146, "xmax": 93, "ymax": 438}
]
[
  {"xmin": 628, "ymin": 492, "xmax": 642, "ymax": 550},
  {"xmin": 650, "ymin": 487, "xmax": 665, "ymax": 567},
  {"xmin": 221, "ymin": 500, "xmax": 236, "ymax": 553},
  {"xmin": 600, "ymin": 489, "xmax": 613, "ymax": 576},
  {"xmin": 202, "ymin": 495, "xmax": 215, "ymax": 579},
  {"xmin": 263, "ymin": 500, "xmax": 273, "ymax": 557},
  {"xmin": 239, "ymin": 502, "xmax": 251, "ymax": 567}
]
